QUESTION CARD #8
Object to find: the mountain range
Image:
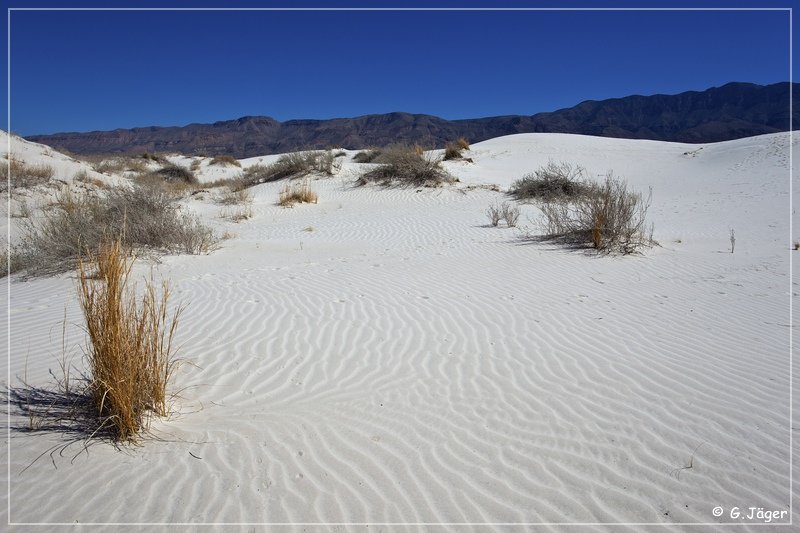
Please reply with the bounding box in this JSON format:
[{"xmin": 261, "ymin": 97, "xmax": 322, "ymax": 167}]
[{"xmin": 27, "ymin": 81, "xmax": 798, "ymax": 157}]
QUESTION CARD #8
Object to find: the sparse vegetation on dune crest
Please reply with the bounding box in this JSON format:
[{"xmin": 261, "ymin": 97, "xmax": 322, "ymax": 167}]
[
  {"xmin": 209, "ymin": 155, "xmax": 241, "ymax": 167},
  {"xmin": 353, "ymin": 149, "xmax": 381, "ymax": 163},
  {"xmin": 358, "ymin": 144, "xmax": 454, "ymax": 187},
  {"xmin": 510, "ymin": 161, "xmax": 592, "ymax": 202},
  {"xmin": 225, "ymin": 150, "xmax": 340, "ymax": 190}
]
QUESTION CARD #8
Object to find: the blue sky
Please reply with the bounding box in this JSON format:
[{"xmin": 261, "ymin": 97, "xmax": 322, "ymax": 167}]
[{"xmin": 2, "ymin": 1, "xmax": 796, "ymax": 136}]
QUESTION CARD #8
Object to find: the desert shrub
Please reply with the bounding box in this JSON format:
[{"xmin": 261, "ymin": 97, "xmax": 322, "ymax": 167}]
[
  {"xmin": 539, "ymin": 173, "xmax": 654, "ymax": 254},
  {"xmin": 77, "ymin": 238, "xmax": 182, "ymax": 442},
  {"xmin": 13, "ymin": 186, "xmax": 216, "ymax": 277},
  {"xmin": 456, "ymin": 137, "xmax": 470, "ymax": 150},
  {"xmin": 510, "ymin": 161, "xmax": 592, "ymax": 202},
  {"xmin": 236, "ymin": 152, "xmax": 322, "ymax": 189},
  {"xmin": 141, "ymin": 152, "xmax": 166, "ymax": 164},
  {"xmin": 209, "ymin": 155, "xmax": 241, "ymax": 167},
  {"xmin": 313, "ymin": 150, "xmax": 339, "ymax": 175},
  {"xmin": 0, "ymin": 159, "xmax": 55, "ymax": 190},
  {"xmin": 154, "ymin": 164, "xmax": 197, "ymax": 185},
  {"xmin": 444, "ymin": 142, "xmax": 463, "ymax": 161},
  {"xmin": 278, "ymin": 179, "xmax": 318, "ymax": 207},
  {"xmin": 487, "ymin": 201, "xmax": 520, "ymax": 228},
  {"xmin": 189, "ymin": 159, "xmax": 201, "ymax": 172},
  {"xmin": 358, "ymin": 145, "xmax": 454, "ymax": 187},
  {"xmin": 353, "ymin": 149, "xmax": 381, "ymax": 163}
]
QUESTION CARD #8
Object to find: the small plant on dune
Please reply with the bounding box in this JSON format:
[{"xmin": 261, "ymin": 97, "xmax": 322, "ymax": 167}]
[
  {"xmin": 78, "ymin": 238, "xmax": 182, "ymax": 442},
  {"xmin": 209, "ymin": 155, "xmax": 241, "ymax": 168},
  {"xmin": 486, "ymin": 201, "xmax": 520, "ymax": 228},
  {"xmin": 510, "ymin": 161, "xmax": 592, "ymax": 202},
  {"xmin": 456, "ymin": 137, "xmax": 470, "ymax": 151},
  {"xmin": 358, "ymin": 144, "xmax": 454, "ymax": 187},
  {"xmin": 189, "ymin": 159, "xmax": 201, "ymax": 172},
  {"xmin": 444, "ymin": 142, "xmax": 464, "ymax": 161},
  {"xmin": 278, "ymin": 178, "xmax": 318, "ymax": 207},
  {"xmin": 219, "ymin": 188, "xmax": 254, "ymax": 222},
  {"xmin": 141, "ymin": 152, "xmax": 166, "ymax": 164},
  {"xmin": 539, "ymin": 173, "xmax": 654, "ymax": 254},
  {"xmin": 501, "ymin": 202, "xmax": 520, "ymax": 228},
  {"xmin": 486, "ymin": 203, "xmax": 502, "ymax": 227}
]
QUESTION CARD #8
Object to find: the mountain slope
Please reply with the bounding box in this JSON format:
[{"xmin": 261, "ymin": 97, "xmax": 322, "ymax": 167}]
[{"xmin": 27, "ymin": 81, "xmax": 798, "ymax": 157}]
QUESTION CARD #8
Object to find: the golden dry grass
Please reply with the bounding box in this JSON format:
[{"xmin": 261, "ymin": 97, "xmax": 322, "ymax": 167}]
[
  {"xmin": 278, "ymin": 179, "xmax": 318, "ymax": 207},
  {"xmin": 456, "ymin": 137, "xmax": 470, "ymax": 150},
  {"xmin": 77, "ymin": 239, "xmax": 182, "ymax": 442}
]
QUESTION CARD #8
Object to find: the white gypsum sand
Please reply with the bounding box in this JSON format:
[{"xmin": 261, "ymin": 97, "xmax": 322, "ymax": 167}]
[{"xmin": 0, "ymin": 131, "xmax": 796, "ymax": 527}]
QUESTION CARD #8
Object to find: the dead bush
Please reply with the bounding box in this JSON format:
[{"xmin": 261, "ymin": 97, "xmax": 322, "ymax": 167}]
[
  {"xmin": 487, "ymin": 203, "xmax": 502, "ymax": 227},
  {"xmin": 456, "ymin": 137, "xmax": 470, "ymax": 150},
  {"xmin": 487, "ymin": 201, "xmax": 520, "ymax": 228},
  {"xmin": 510, "ymin": 161, "xmax": 593, "ymax": 202},
  {"xmin": 358, "ymin": 145, "xmax": 454, "ymax": 187},
  {"xmin": 539, "ymin": 173, "xmax": 654, "ymax": 254}
]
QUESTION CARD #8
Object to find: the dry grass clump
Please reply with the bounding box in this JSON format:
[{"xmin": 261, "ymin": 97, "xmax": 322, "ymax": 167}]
[
  {"xmin": 0, "ymin": 158, "xmax": 55, "ymax": 190},
  {"xmin": 12, "ymin": 186, "xmax": 216, "ymax": 277},
  {"xmin": 209, "ymin": 155, "xmax": 241, "ymax": 167},
  {"xmin": 78, "ymin": 239, "xmax": 182, "ymax": 442},
  {"xmin": 278, "ymin": 179, "xmax": 318, "ymax": 207},
  {"xmin": 358, "ymin": 145, "xmax": 454, "ymax": 187},
  {"xmin": 154, "ymin": 164, "xmax": 197, "ymax": 185},
  {"xmin": 353, "ymin": 149, "xmax": 381, "ymax": 163},
  {"xmin": 510, "ymin": 161, "xmax": 593, "ymax": 202},
  {"xmin": 444, "ymin": 142, "xmax": 464, "ymax": 161},
  {"xmin": 219, "ymin": 188, "xmax": 254, "ymax": 222},
  {"xmin": 444, "ymin": 138, "xmax": 470, "ymax": 161},
  {"xmin": 539, "ymin": 173, "xmax": 654, "ymax": 254}
]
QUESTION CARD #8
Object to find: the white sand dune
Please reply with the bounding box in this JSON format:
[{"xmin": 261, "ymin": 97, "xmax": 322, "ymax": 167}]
[{"xmin": 1, "ymin": 131, "xmax": 796, "ymax": 528}]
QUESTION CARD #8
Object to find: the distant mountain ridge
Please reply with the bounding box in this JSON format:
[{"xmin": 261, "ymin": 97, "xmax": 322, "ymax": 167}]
[{"xmin": 27, "ymin": 82, "xmax": 798, "ymax": 158}]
